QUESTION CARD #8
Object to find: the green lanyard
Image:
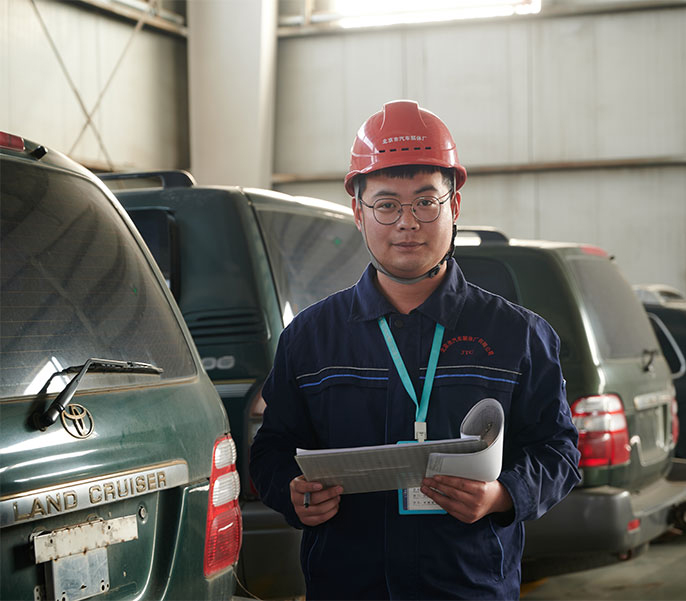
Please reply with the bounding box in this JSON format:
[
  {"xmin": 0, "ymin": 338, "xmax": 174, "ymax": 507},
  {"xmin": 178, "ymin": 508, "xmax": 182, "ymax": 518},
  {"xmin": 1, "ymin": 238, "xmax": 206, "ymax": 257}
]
[{"xmin": 378, "ymin": 317, "xmax": 445, "ymax": 442}]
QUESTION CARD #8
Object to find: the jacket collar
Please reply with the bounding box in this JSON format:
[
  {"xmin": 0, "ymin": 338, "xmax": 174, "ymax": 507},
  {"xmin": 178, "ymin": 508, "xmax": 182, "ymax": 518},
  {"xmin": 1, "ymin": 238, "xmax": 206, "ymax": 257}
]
[{"xmin": 349, "ymin": 259, "xmax": 468, "ymax": 330}]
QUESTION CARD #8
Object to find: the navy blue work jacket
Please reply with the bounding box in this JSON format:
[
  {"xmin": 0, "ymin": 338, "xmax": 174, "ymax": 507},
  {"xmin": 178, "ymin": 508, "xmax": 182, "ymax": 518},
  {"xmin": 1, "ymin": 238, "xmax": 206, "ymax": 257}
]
[{"xmin": 250, "ymin": 259, "xmax": 581, "ymax": 600}]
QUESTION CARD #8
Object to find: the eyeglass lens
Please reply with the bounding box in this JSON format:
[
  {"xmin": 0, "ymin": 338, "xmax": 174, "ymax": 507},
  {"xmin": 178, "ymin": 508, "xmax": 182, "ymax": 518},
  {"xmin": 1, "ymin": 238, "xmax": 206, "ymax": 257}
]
[{"xmin": 372, "ymin": 197, "xmax": 442, "ymax": 225}]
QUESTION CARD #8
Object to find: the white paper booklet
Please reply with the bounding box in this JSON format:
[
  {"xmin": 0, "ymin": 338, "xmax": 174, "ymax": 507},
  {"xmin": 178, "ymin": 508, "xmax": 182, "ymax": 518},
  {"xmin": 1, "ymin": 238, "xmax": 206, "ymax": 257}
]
[
  {"xmin": 295, "ymin": 398, "xmax": 504, "ymax": 494},
  {"xmin": 425, "ymin": 398, "xmax": 504, "ymax": 483}
]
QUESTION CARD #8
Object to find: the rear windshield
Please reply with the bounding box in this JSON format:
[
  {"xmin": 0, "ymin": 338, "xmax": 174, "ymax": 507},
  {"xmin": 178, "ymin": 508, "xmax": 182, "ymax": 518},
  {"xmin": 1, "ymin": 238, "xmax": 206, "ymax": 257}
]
[
  {"xmin": 255, "ymin": 208, "xmax": 369, "ymax": 319},
  {"xmin": 0, "ymin": 160, "xmax": 196, "ymax": 399},
  {"xmin": 568, "ymin": 256, "xmax": 657, "ymax": 359}
]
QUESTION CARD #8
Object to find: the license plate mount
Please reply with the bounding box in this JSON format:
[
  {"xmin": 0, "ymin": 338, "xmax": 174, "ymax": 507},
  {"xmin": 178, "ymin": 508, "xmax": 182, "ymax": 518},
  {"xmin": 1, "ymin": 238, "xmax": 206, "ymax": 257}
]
[
  {"xmin": 33, "ymin": 515, "xmax": 138, "ymax": 601},
  {"xmin": 46, "ymin": 547, "xmax": 109, "ymax": 601}
]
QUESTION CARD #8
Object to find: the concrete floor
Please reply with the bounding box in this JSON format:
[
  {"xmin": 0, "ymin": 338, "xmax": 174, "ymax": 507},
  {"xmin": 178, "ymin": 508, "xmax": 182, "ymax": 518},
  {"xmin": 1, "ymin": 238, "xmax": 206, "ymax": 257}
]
[{"xmin": 521, "ymin": 529, "xmax": 686, "ymax": 600}]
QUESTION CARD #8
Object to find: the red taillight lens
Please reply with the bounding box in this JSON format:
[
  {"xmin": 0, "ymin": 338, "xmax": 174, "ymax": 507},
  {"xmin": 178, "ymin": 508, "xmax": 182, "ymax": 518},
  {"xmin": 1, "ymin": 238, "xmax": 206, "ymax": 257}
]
[
  {"xmin": 571, "ymin": 394, "xmax": 631, "ymax": 468},
  {"xmin": 580, "ymin": 245, "xmax": 608, "ymax": 257},
  {"xmin": 671, "ymin": 398, "xmax": 680, "ymax": 447},
  {"xmin": 204, "ymin": 435, "xmax": 242, "ymax": 578},
  {"xmin": 0, "ymin": 132, "xmax": 25, "ymax": 151}
]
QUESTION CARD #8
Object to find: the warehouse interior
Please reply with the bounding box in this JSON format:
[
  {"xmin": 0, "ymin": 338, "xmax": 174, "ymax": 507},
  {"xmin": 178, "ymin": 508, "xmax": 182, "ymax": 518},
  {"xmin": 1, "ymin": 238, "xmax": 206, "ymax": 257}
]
[
  {"xmin": 2, "ymin": 2, "xmax": 686, "ymax": 599},
  {"xmin": 2, "ymin": 0, "xmax": 685, "ymax": 291}
]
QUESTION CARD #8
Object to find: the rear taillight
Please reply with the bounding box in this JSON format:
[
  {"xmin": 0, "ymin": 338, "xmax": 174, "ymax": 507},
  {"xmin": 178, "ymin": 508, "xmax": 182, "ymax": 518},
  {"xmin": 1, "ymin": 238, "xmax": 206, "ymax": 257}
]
[
  {"xmin": 0, "ymin": 132, "xmax": 25, "ymax": 151},
  {"xmin": 204, "ymin": 435, "xmax": 242, "ymax": 578},
  {"xmin": 571, "ymin": 394, "xmax": 631, "ymax": 468},
  {"xmin": 671, "ymin": 397, "xmax": 680, "ymax": 447},
  {"xmin": 580, "ymin": 244, "xmax": 608, "ymax": 257}
]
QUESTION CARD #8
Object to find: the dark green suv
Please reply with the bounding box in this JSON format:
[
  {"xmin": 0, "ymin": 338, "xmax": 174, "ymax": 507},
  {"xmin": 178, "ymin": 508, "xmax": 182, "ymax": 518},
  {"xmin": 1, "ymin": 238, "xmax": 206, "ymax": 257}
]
[
  {"xmin": 453, "ymin": 227, "xmax": 686, "ymax": 575},
  {"xmin": 100, "ymin": 171, "xmax": 370, "ymax": 599},
  {"xmin": 0, "ymin": 134, "xmax": 242, "ymax": 600}
]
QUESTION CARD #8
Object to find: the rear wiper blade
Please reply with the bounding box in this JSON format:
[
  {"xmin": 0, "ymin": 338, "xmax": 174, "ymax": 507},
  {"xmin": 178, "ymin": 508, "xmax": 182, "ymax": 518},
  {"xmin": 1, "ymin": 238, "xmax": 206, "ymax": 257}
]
[
  {"xmin": 641, "ymin": 348, "xmax": 659, "ymax": 372},
  {"xmin": 35, "ymin": 358, "xmax": 163, "ymax": 430}
]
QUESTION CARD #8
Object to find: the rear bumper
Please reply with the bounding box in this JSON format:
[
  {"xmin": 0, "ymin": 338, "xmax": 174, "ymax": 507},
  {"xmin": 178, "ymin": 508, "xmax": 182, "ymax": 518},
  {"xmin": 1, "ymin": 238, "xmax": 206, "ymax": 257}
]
[
  {"xmin": 524, "ymin": 458, "xmax": 686, "ymax": 559},
  {"xmin": 238, "ymin": 500, "xmax": 305, "ymax": 599}
]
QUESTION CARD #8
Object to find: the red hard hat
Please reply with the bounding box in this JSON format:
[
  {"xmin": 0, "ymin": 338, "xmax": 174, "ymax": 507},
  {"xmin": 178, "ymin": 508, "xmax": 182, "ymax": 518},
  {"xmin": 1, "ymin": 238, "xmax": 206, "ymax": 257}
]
[{"xmin": 344, "ymin": 100, "xmax": 467, "ymax": 197}]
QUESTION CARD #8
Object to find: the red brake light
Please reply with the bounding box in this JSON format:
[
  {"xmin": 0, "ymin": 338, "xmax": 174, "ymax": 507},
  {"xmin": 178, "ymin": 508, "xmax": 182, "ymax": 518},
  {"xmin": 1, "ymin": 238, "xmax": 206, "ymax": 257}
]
[
  {"xmin": 671, "ymin": 397, "xmax": 680, "ymax": 447},
  {"xmin": 204, "ymin": 435, "xmax": 242, "ymax": 578},
  {"xmin": 571, "ymin": 394, "xmax": 631, "ymax": 468},
  {"xmin": 580, "ymin": 245, "xmax": 608, "ymax": 257},
  {"xmin": 0, "ymin": 132, "xmax": 25, "ymax": 151}
]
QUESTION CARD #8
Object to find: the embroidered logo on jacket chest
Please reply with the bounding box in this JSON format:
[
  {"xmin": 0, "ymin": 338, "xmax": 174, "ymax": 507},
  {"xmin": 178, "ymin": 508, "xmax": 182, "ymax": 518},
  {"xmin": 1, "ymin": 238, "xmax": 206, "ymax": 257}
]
[{"xmin": 441, "ymin": 335, "xmax": 495, "ymax": 357}]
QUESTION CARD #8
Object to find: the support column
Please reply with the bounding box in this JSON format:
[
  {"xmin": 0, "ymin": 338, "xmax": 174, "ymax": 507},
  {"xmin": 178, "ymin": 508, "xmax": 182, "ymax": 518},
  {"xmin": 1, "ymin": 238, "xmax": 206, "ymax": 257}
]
[{"xmin": 187, "ymin": 0, "xmax": 277, "ymax": 187}]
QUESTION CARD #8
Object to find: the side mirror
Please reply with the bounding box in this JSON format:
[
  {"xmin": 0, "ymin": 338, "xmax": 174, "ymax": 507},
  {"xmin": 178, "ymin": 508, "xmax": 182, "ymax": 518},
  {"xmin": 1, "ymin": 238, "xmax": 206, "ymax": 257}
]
[{"xmin": 647, "ymin": 312, "xmax": 686, "ymax": 379}]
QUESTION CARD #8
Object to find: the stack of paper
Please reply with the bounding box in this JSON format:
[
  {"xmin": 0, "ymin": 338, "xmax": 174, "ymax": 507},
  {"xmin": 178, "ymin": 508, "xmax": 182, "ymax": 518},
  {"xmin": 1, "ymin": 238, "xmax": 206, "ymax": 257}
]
[{"xmin": 295, "ymin": 398, "xmax": 504, "ymax": 494}]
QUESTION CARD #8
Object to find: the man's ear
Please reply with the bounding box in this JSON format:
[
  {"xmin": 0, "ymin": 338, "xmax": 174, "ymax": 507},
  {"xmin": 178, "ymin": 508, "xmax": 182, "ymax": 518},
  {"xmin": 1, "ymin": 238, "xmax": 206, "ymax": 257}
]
[
  {"xmin": 352, "ymin": 197, "xmax": 364, "ymax": 232},
  {"xmin": 451, "ymin": 191, "xmax": 462, "ymax": 222}
]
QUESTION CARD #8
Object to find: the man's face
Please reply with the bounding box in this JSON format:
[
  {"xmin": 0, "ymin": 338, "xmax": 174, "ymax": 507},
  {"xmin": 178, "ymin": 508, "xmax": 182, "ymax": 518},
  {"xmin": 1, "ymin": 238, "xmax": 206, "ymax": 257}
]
[{"xmin": 353, "ymin": 171, "xmax": 461, "ymax": 281}]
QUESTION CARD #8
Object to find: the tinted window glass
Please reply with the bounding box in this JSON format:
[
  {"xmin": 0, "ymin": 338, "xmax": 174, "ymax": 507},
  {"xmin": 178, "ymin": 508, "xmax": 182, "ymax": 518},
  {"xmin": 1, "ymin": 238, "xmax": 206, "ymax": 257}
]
[
  {"xmin": 0, "ymin": 160, "xmax": 196, "ymax": 399},
  {"xmin": 127, "ymin": 208, "xmax": 179, "ymax": 297},
  {"xmin": 568, "ymin": 256, "xmax": 657, "ymax": 359},
  {"xmin": 647, "ymin": 308, "xmax": 686, "ymax": 376},
  {"xmin": 256, "ymin": 209, "xmax": 369, "ymax": 318},
  {"xmin": 455, "ymin": 257, "xmax": 520, "ymax": 303}
]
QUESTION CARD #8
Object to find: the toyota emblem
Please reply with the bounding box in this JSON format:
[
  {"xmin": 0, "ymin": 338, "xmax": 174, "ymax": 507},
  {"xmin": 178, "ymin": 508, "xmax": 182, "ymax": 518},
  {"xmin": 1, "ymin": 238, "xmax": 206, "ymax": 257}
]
[{"xmin": 60, "ymin": 403, "xmax": 94, "ymax": 439}]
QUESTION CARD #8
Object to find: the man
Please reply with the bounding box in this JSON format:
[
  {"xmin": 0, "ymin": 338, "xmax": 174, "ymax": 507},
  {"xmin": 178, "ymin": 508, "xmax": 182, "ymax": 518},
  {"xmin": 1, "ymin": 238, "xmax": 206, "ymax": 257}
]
[{"xmin": 250, "ymin": 100, "xmax": 581, "ymax": 600}]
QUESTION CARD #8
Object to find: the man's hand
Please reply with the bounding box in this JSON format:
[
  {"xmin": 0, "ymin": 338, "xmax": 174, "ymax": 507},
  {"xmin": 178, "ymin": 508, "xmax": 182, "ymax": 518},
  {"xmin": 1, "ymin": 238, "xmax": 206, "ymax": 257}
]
[
  {"xmin": 290, "ymin": 475, "xmax": 343, "ymax": 527},
  {"xmin": 420, "ymin": 476, "xmax": 513, "ymax": 523}
]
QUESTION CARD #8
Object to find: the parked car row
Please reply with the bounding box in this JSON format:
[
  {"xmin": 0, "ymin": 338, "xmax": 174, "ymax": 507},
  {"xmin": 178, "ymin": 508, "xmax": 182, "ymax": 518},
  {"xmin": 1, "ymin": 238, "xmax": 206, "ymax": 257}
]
[
  {"xmin": 104, "ymin": 170, "xmax": 686, "ymax": 588},
  {"xmin": 452, "ymin": 228, "xmax": 686, "ymax": 578},
  {"xmin": 2, "ymin": 131, "xmax": 685, "ymax": 601}
]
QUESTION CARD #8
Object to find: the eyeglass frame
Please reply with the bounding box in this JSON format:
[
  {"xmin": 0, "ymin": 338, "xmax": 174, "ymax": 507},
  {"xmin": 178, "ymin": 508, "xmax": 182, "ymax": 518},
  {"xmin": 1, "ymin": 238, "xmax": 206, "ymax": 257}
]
[{"xmin": 356, "ymin": 189, "xmax": 453, "ymax": 226}]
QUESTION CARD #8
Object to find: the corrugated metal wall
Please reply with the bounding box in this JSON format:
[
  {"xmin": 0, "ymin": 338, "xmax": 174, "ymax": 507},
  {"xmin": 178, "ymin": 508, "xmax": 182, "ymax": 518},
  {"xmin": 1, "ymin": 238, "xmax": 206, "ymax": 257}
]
[
  {"xmin": 1, "ymin": 0, "xmax": 189, "ymax": 171},
  {"xmin": 2, "ymin": 1, "xmax": 684, "ymax": 290},
  {"xmin": 272, "ymin": 7, "xmax": 686, "ymax": 291}
]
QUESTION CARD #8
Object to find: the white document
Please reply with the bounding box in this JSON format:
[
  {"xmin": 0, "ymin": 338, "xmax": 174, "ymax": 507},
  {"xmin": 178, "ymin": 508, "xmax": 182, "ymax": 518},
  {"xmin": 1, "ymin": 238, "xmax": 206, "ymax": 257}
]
[
  {"xmin": 295, "ymin": 398, "xmax": 504, "ymax": 494},
  {"xmin": 425, "ymin": 398, "xmax": 504, "ymax": 482}
]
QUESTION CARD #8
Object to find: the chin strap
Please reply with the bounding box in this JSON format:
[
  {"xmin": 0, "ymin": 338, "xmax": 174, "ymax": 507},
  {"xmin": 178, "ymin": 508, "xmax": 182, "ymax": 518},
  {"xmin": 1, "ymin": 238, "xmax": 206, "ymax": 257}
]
[{"xmin": 354, "ymin": 178, "xmax": 457, "ymax": 286}]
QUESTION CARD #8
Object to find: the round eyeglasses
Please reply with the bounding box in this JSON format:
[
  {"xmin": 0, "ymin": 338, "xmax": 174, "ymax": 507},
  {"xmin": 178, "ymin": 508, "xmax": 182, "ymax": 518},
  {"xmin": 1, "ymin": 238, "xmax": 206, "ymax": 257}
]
[{"xmin": 358, "ymin": 190, "xmax": 452, "ymax": 225}]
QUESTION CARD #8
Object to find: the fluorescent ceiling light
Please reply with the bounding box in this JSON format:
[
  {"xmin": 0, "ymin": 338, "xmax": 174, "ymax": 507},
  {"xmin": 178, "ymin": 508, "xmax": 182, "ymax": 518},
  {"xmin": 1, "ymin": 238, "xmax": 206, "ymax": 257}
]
[{"xmin": 333, "ymin": 0, "xmax": 541, "ymax": 28}]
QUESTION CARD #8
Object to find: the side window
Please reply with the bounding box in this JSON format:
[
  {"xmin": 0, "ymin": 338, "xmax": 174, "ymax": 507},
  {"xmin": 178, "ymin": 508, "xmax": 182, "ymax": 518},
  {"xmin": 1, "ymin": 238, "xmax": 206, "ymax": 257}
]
[
  {"xmin": 255, "ymin": 209, "xmax": 369, "ymax": 321},
  {"xmin": 127, "ymin": 208, "xmax": 180, "ymax": 299},
  {"xmin": 456, "ymin": 253, "xmax": 579, "ymax": 360},
  {"xmin": 647, "ymin": 311, "xmax": 686, "ymax": 378},
  {"xmin": 457, "ymin": 257, "xmax": 520, "ymax": 304}
]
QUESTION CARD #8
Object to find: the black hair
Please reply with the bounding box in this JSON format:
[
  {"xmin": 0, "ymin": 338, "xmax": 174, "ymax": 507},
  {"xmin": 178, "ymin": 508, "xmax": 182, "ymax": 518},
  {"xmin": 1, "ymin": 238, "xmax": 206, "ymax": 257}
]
[{"xmin": 354, "ymin": 165, "xmax": 454, "ymax": 198}]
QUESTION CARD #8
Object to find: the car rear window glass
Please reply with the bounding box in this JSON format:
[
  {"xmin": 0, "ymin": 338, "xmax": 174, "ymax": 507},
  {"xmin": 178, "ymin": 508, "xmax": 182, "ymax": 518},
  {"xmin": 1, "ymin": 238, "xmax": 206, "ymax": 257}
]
[
  {"xmin": 0, "ymin": 160, "xmax": 196, "ymax": 399},
  {"xmin": 568, "ymin": 256, "xmax": 657, "ymax": 359},
  {"xmin": 255, "ymin": 208, "xmax": 369, "ymax": 318}
]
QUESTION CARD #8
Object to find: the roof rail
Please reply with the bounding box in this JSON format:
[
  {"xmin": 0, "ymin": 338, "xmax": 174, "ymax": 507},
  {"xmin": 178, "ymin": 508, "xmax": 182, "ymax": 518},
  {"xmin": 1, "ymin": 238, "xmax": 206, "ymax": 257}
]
[
  {"xmin": 98, "ymin": 170, "xmax": 196, "ymax": 190},
  {"xmin": 456, "ymin": 226, "xmax": 509, "ymax": 243}
]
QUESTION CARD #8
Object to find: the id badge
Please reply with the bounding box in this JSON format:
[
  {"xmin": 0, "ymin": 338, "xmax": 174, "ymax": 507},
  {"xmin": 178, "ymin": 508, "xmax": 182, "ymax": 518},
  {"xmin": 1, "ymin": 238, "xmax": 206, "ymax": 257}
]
[{"xmin": 397, "ymin": 441, "xmax": 446, "ymax": 515}]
